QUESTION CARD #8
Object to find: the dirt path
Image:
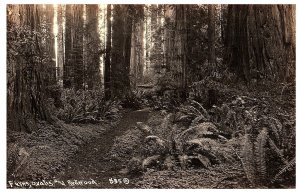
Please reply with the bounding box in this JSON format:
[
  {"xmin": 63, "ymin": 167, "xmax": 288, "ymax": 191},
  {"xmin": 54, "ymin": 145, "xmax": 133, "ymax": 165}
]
[{"xmin": 55, "ymin": 108, "xmax": 151, "ymax": 189}]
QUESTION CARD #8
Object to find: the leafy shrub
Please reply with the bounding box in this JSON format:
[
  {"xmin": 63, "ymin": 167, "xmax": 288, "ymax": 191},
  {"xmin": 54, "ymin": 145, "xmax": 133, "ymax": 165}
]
[{"xmin": 56, "ymin": 89, "xmax": 121, "ymax": 124}]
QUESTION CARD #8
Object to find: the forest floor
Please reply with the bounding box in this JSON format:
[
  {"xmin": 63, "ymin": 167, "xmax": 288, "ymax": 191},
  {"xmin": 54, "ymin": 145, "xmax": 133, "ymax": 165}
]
[
  {"xmin": 52, "ymin": 108, "xmax": 249, "ymax": 189},
  {"xmin": 54, "ymin": 108, "xmax": 151, "ymax": 188},
  {"xmin": 7, "ymin": 81, "xmax": 295, "ymax": 189}
]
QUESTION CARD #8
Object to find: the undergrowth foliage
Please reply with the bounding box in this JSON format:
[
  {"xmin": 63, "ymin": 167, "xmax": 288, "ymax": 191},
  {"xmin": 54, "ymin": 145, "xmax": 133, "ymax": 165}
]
[
  {"xmin": 112, "ymin": 79, "xmax": 295, "ymax": 188},
  {"xmin": 54, "ymin": 88, "xmax": 122, "ymax": 124}
]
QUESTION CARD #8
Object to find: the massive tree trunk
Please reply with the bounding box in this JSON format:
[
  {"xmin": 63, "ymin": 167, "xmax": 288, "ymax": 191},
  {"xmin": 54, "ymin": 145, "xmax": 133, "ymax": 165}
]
[
  {"xmin": 208, "ymin": 5, "xmax": 216, "ymax": 66},
  {"xmin": 168, "ymin": 5, "xmax": 187, "ymax": 90},
  {"xmin": 130, "ymin": 5, "xmax": 144, "ymax": 88},
  {"xmin": 175, "ymin": 5, "xmax": 188, "ymax": 92},
  {"xmin": 64, "ymin": 4, "xmax": 84, "ymax": 90},
  {"xmin": 104, "ymin": 4, "xmax": 111, "ymax": 100},
  {"xmin": 162, "ymin": 5, "xmax": 188, "ymax": 98},
  {"xmin": 85, "ymin": 5, "xmax": 101, "ymax": 89},
  {"xmin": 41, "ymin": 5, "xmax": 57, "ymax": 88},
  {"xmin": 225, "ymin": 5, "xmax": 295, "ymax": 83},
  {"xmin": 111, "ymin": 5, "xmax": 133, "ymax": 98},
  {"xmin": 7, "ymin": 5, "xmax": 52, "ymax": 133}
]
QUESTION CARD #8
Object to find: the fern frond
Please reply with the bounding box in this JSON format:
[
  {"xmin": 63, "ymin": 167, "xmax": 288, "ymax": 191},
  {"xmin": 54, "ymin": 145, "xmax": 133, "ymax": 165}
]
[
  {"xmin": 255, "ymin": 127, "xmax": 269, "ymax": 181},
  {"xmin": 145, "ymin": 135, "xmax": 166, "ymax": 147},
  {"xmin": 231, "ymin": 145, "xmax": 255, "ymax": 186},
  {"xmin": 186, "ymin": 138, "xmax": 218, "ymax": 149},
  {"xmin": 176, "ymin": 122, "xmax": 217, "ymax": 141},
  {"xmin": 241, "ymin": 134, "xmax": 256, "ymax": 185},
  {"xmin": 180, "ymin": 106, "xmax": 200, "ymax": 117},
  {"xmin": 178, "ymin": 154, "xmax": 188, "ymax": 169},
  {"xmin": 190, "ymin": 100, "xmax": 210, "ymax": 118},
  {"xmin": 272, "ymin": 157, "xmax": 295, "ymax": 183},
  {"xmin": 197, "ymin": 154, "xmax": 211, "ymax": 168},
  {"xmin": 268, "ymin": 117, "xmax": 282, "ymax": 144},
  {"xmin": 136, "ymin": 122, "xmax": 152, "ymax": 134},
  {"xmin": 268, "ymin": 137, "xmax": 288, "ymax": 165},
  {"xmin": 190, "ymin": 115, "xmax": 206, "ymax": 127},
  {"xmin": 142, "ymin": 155, "xmax": 161, "ymax": 170}
]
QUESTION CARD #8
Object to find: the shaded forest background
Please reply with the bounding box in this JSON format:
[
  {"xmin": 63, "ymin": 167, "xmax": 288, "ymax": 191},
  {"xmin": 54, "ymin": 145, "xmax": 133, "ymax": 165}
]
[{"xmin": 7, "ymin": 4, "xmax": 295, "ymax": 188}]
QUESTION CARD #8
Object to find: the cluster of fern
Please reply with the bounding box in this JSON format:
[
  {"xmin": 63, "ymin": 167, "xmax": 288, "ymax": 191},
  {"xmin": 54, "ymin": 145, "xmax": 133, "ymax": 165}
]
[
  {"xmin": 241, "ymin": 119, "xmax": 295, "ymax": 187},
  {"xmin": 125, "ymin": 100, "xmax": 237, "ymax": 174},
  {"xmin": 52, "ymin": 88, "xmax": 122, "ymax": 124}
]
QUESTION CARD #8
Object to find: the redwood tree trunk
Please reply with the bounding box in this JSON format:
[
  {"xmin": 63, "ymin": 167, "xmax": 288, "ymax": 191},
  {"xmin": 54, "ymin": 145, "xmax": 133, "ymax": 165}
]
[
  {"xmin": 7, "ymin": 5, "xmax": 52, "ymax": 133},
  {"xmin": 104, "ymin": 4, "xmax": 111, "ymax": 100},
  {"xmin": 85, "ymin": 5, "xmax": 101, "ymax": 90},
  {"xmin": 56, "ymin": 5, "xmax": 65, "ymax": 83},
  {"xmin": 225, "ymin": 5, "xmax": 295, "ymax": 83},
  {"xmin": 130, "ymin": 5, "xmax": 144, "ymax": 88},
  {"xmin": 64, "ymin": 4, "xmax": 84, "ymax": 90},
  {"xmin": 208, "ymin": 5, "xmax": 216, "ymax": 66},
  {"xmin": 111, "ymin": 5, "xmax": 133, "ymax": 98}
]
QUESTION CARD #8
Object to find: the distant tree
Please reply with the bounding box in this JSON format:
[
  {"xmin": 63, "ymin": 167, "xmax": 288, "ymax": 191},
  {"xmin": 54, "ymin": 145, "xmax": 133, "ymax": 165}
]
[
  {"xmin": 64, "ymin": 4, "xmax": 84, "ymax": 90},
  {"xmin": 56, "ymin": 5, "xmax": 65, "ymax": 84},
  {"xmin": 208, "ymin": 5, "xmax": 216, "ymax": 67},
  {"xmin": 104, "ymin": 4, "xmax": 112, "ymax": 100}
]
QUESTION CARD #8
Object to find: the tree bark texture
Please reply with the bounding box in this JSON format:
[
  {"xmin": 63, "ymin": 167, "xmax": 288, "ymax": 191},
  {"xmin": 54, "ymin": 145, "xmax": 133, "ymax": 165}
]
[
  {"xmin": 85, "ymin": 5, "xmax": 101, "ymax": 89},
  {"xmin": 225, "ymin": 5, "xmax": 295, "ymax": 83},
  {"xmin": 7, "ymin": 4, "xmax": 52, "ymax": 132},
  {"xmin": 111, "ymin": 5, "xmax": 133, "ymax": 98},
  {"xmin": 130, "ymin": 5, "xmax": 144, "ymax": 88},
  {"xmin": 56, "ymin": 5, "xmax": 65, "ymax": 83},
  {"xmin": 64, "ymin": 4, "xmax": 84, "ymax": 90},
  {"xmin": 104, "ymin": 4, "xmax": 112, "ymax": 100},
  {"xmin": 166, "ymin": 5, "xmax": 188, "ymax": 90},
  {"xmin": 208, "ymin": 5, "xmax": 216, "ymax": 66}
]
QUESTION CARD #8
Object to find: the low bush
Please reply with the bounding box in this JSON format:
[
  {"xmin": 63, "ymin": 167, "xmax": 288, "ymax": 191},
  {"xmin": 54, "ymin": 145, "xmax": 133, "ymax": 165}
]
[{"xmin": 55, "ymin": 88, "xmax": 122, "ymax": 124}]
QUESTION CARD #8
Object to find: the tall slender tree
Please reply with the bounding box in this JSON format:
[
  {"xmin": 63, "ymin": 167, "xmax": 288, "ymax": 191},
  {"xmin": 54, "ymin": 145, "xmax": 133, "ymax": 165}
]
[
  {"xmin": 56, "ymin": 5, "xmax": 65, "ymax": 83},
  {"xmin": 64, "ymin": 4, "xmax": 84, "ymax": 90},
  {"xmin": 104, "ymin": 4, "xmax": 111, "ymax": 100},
  {"xmin": 208, "ymin": 5, "xmax": 216, "ymax": 67}
]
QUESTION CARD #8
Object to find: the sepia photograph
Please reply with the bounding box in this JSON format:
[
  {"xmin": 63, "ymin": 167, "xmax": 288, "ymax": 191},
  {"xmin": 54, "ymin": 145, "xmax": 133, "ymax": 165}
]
[{"xmin": 6, "ymin": 3, "xmax": 296, "ymax": 189}]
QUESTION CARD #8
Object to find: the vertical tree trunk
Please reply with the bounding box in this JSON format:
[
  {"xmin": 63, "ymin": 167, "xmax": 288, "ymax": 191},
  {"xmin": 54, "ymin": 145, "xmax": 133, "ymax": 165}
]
[
  {"xmin": 208, "ymin": 5, "xmax": 216, "ymax": 66},
  {"xmin": 144, "ymin": 6, "xmax": 151, "ymax": 75},
  {"xmin": 130, "ymin": 5, "xmax": 144, "ymax": 88},
  {"xmin": 162, "ymin": 5, "xmax": 188, "ymax": 97},
  {"xmin": 64, "ymin": 4, "xmax": 84, "ymax": 90},
  {"xmin": 123, "ymin": 6, "xmax": 133, "ymax": 93},
  {"xmin": 104, "ymin": 4, "xmax": 111, "ymax": 100},
  {"xmin": 57, "ymin": 5, "xmax": 65, "ymax": 84},
  {"xmin": 170, "ymin": 5, "xmax": 187, "ymax": 90},
  {"xmin": 111, "ymin": 5, "xmax": 132, "ymax": 98},
  {"xmin": 41, "ymin": 5, "xmax": 56, "ymax": 87},
  {"xmin": 226, "ymin": 5, "xmax": 295, "ymax": 83},
  {"xmin": 136, "ymin": 6, "xmax": 144, "ymax": 85},
  {"xmin": 164, "ymin": 5, "xmax": 175, "ymax": 73},
  {"xmin": 7, "ymin": 5, "xmax": 52, "ymax": 133},
  {"xmin": 85, "ymin": 5, "xmax": 100, "ymax": 89},
  {"xmin": 64, "ymin": 5, "xmax": 73, "ymax": 88}
]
